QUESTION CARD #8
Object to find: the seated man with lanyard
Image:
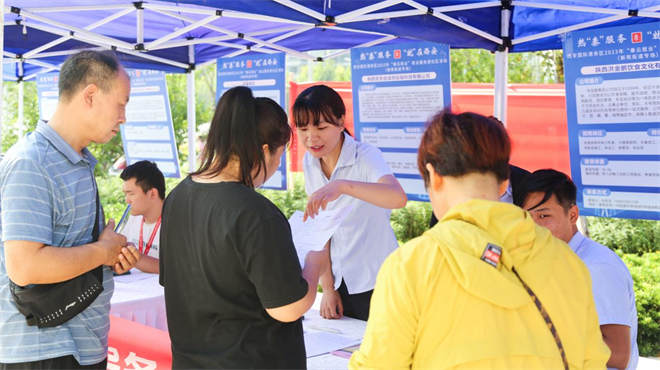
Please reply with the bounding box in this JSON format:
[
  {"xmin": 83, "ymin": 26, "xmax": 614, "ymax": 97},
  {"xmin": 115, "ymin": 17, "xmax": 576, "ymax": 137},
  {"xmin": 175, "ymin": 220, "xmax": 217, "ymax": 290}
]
[
  {"xmin": 119, "ymin": 160, "xmax": 165, "ymax": 274},
  {"xmin": 514, "ymin": 169, "xmax": 638, "ymax": 370},
  {"xmin": 429, "ymin": 164, "xmax": 529, "ymax": 227}
]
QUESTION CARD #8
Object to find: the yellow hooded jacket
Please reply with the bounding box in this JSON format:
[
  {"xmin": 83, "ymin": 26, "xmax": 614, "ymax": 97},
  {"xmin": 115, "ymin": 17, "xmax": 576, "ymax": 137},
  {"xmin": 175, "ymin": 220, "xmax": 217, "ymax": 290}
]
[{"xmin": 349, "ymin": 200, "xmax": 610, "ymax": 369}]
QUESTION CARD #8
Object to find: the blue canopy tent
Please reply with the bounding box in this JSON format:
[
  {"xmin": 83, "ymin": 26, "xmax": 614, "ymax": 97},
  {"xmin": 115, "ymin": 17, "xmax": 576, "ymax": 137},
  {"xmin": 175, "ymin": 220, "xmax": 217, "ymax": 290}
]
[{"xmin": 2, "ymin": 0, "xmax": 659, "ymax": 168}]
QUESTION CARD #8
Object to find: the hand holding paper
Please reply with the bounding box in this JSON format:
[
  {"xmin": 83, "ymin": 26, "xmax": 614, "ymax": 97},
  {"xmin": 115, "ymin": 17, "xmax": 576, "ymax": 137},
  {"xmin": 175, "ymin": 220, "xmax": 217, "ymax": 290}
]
[
  {"xmin": 304, "ymin": 180, "xmax": 346, "ymax": 221},
  {"xmin": 288, "ymin": 206, "xmax": 353, "ymax": 267}
]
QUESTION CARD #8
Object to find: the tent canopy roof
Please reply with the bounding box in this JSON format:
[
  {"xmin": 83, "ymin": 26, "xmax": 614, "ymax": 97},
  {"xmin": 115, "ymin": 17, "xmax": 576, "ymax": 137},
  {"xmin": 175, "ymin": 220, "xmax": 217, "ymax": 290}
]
[{"xmin": 3, "ymin": 0, "xmax": 660, "ymax": 80}]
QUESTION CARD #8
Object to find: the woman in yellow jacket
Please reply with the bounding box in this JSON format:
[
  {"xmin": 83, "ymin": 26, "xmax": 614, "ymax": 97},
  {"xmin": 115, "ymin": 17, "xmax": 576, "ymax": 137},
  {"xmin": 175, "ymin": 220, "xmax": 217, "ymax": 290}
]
[{"xmin": 349, "ymin": 110, "xmax": 610, "ymax": 369}]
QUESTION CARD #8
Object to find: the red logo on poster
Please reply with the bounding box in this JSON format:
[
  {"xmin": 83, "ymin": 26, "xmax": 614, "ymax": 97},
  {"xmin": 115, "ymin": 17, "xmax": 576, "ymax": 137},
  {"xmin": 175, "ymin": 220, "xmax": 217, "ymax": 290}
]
[
  {"xmin": 53, "ymin": 76, "xmax": 58, "ymax": 82},
  {"xmin": 136, "ymin": 70, "xmax": 141, "ymax": 77},
  {"xmin": 632, "ymin": 32, "xmax": 643, "ymax": 43},
  {"xmin": 394, "ymin": 50, "xmax": 401, "ymax": 59},
  {"xmin": 247, "ymin": 60, "xmax": 252, "ymax": 68}
]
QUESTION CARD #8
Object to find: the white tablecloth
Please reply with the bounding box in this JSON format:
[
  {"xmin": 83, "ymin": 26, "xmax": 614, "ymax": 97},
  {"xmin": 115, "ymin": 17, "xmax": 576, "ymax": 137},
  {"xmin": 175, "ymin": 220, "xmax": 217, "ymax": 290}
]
[
  {"xmin": 110, "ymin": 269, "xmax": 168, "ymax": 331},
  {"xmin": 109, "ymin": 277, "xmax": 365, "ymax": 368}
]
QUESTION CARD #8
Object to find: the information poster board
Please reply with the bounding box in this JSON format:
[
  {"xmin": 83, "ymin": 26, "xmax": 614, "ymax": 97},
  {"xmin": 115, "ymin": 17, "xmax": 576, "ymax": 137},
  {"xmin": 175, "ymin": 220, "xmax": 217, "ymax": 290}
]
[
  {"xmin": 563, "ymin": 22, "xmax": 660, "ymax": 220},
  {"xmin": 36, "ymin": 72, "xmax": 60, "ymax": 121},
  {"xmin": 122, "ymin": 69, "xmax": 181, "ymax": 178},
  {"xmin": 351, "ymin": 41, "xmax": 451, "ymax": 201},
  {"xmin": 216, "ymin": 53, "xmax": 287, "ymax": 190}
]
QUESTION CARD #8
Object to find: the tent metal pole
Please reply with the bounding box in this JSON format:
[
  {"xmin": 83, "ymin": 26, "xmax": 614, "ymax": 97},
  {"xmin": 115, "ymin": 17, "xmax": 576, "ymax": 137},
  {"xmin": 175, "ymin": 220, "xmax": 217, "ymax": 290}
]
[
  {"xmin": 17, "ymin": 19, "xmax": 188, "ymax": 71},
  {"xmin": 150, "ymin": 9, "xmax": 317, "ymax": 60},
  {"xmin": 431, "ymin": 1, "xmax": 501, "ymax": 12},
  {"xmin": 24, "ymin": 4, "xmax": 132, "ymax": 13},
  {"xmin": 223, "ymin": 46, "xmax": 278, "ymax": 58},
  {"xmin": 343, "ymin": 1, "xmax": 501, "ymax": 23},
  {"xmin": 322, "ymin": 35, "xmax": 397, "ymax": 60},
  {"xmin": 24, "ymin": 68, "xmax": 56, "ymax": 81},
  {"xmin": 1, "ymin": 0, "xmax": 4, "ymax": 146},
  {"xmin": 493, "ymin": 6, "xmax": 511, "ymax": 125},
  {"xmin": 220, "ymin": 9, "xmax": 311, "ymax": 24},
  {"xmin": 137, "ymin": 6, "xmax": 144, "ymax": 44},
  {"xmin": 143, "ymin": 3, "xmax": 311, "ymax": 25},
  {"xmin": 272, "ymin": 0, "xmax": 327, "ymax": 22},
  {"xmin": 402, "ymin": 0, "xmax": 503, "ymax": 45},
  {"xmin": 145, "ymin": 14, "xmax": 220, "ymax": 50},
  {"xmin": 13, "ymin": 7, "xmax": 136, "ymax": 51},
  {"xmin": 27, "ymin": 47, "xmax": 106, "ymax": 59},
  {"xmin": 335, "ymin": 0, "xmax": 403, "ymax": 23},
  {"xmin": 493, "ymin": 51, "xmax": 509, "ymax": 124},
  {"xmin": 23, "ymin": 58, "xmax": 62, "ymax": 71},
  {"xmin": 227, "ymin": 26, "xmax": 314, "ymax": 59},
  {"xmin": 343, "ymin": 9, "xmax": 424, "ymax": 23},
  {"xmin": 121, "ymin": 47, "xmax": 190, "ymax": 71},
  {"xmin": 24, "ymin": 7, "xmax": 134, "ymax": 58},
  {"xmin": 149, "ymin": 26, "xmax": 306, "ymax": 50},
  {"xmin": 187, "ymin": 45, "xmax": 196, "ymax": 174},
  {"xmin": 18, "ymin": 61, "xmax": 24, "ymax": 139}
]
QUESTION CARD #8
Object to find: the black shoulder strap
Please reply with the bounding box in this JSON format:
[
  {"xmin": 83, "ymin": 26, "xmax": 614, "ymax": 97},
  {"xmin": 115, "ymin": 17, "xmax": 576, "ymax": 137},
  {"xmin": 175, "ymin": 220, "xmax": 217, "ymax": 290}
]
[
  {"xmin": 91, "ymin": 177, "xmax": 103, "ymax": 283},
  {"xmin": 512, "ymin": 267, "xmax": 569, "ymax": 370}
]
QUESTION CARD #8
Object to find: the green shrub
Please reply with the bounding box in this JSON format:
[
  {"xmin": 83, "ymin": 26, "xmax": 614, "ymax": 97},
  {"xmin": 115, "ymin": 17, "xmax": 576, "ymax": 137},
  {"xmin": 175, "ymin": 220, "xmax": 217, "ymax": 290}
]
[
  {"xmin": 390, "ymin": 201, "xmax": 433, "ymax": 243},
  {"xmin": 98, "ymin": 176, "xmax": 125, "ymax": 223},
  {"xmin": 256, "ymin": 173, "xmax": 307, "ymax": 219},
  {"xmin": 620, "ymin": 252, "xmax": 660, "ymax": 357},
  {"xmin": 588, "ymin": 217, "xmax": 660, "ymax": 255}
]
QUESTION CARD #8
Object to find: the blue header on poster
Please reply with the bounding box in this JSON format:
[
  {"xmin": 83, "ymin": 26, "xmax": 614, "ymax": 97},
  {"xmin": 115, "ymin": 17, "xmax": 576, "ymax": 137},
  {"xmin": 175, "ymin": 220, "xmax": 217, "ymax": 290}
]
[
  {"xmin": 216, "ymin": 53, "xmax": 287, "ymax": 190},
  {"xmin": 563, "ymin": 22, "xmax": 660, "ymax": 220},
  {"xmin": 351, "ymin": 41, "xmax": 451, "ymax": 202},
  {"xmin": 36, "ymin": 71, "xmax": 60, "ymax": 121},
  {"xmin": 120, "ymin": 69, "xmax": 181, "ymax": 178}
]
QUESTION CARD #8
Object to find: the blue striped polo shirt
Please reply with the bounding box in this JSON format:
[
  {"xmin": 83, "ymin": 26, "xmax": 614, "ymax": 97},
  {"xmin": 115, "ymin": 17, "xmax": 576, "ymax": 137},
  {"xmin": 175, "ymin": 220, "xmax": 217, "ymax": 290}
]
[{"xmin": 0, "ymin": 121, "xmax": 114, "ymax": 365}]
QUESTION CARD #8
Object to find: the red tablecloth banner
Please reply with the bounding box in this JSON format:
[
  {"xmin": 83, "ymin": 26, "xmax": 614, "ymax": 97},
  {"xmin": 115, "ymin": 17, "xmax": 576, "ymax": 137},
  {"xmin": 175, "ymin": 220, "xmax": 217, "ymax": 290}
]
[{"xmin": 107, "ymin": 315, "xmax": 172, "ymax": 370}]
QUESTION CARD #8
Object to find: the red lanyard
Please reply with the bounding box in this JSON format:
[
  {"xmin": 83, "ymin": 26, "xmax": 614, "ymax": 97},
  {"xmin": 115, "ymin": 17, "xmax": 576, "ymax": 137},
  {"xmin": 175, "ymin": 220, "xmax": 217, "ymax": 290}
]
[{"xmin": 139, "ymin": 216, "xmax": 161, "ymax": 256}]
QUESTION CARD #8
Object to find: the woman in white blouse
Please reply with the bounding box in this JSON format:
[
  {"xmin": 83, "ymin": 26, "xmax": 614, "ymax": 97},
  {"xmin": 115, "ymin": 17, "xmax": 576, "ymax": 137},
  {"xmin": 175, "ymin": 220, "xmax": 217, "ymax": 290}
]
[{"xmin": 292, "ymin": 85, "xmax": 407, "ymax": 321}]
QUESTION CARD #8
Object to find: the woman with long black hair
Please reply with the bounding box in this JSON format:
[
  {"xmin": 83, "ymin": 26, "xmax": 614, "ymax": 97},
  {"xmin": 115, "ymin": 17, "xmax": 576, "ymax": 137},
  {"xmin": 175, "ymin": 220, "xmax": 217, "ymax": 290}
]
[{"xmin": 160, "ymin": 86, "xmax": 328, "ymax": 369}]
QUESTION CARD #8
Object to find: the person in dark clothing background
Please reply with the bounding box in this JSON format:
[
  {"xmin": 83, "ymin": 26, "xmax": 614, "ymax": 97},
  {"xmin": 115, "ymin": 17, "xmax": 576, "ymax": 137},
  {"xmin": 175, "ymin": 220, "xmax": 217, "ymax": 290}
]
[{"xmin": 429, "ymin": 164, "xmax": 530, "ymax": 228}]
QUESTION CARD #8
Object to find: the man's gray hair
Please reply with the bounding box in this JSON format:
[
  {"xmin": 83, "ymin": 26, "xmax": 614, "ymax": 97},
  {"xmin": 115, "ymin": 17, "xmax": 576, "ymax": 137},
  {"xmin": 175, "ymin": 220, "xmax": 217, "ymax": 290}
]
[{"xmin": 58, "ymin": 50, "xmax": 121, "ymax": 102}]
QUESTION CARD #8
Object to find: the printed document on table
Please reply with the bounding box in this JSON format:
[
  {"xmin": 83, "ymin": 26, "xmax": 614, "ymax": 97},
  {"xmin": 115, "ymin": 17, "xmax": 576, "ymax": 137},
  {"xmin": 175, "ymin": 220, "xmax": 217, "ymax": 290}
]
[
  {"xmin": 303, "ymin": 331, "xmax": 362, "ymax": 358},
  {"xmin": 288, "ymin": 206, "xmax": 353, "ymax": 267}
]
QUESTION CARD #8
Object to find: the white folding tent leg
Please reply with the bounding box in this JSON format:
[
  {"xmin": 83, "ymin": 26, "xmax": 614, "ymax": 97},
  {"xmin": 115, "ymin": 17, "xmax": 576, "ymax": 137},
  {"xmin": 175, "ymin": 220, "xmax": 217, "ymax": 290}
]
[
  {"xmin": 493, "ymin": 50, "xmax": 508, "ymax": 125},
  {"xmin": 493, "ymin": 6, "xmax": 511, "ymax": 126},
  {"xmin": 187, "ymin": 45, "xmax": 196, "ymax": 173},
  {"xmin": 18, "ymin": 61, "xmax": 24, "ymax": 139}
]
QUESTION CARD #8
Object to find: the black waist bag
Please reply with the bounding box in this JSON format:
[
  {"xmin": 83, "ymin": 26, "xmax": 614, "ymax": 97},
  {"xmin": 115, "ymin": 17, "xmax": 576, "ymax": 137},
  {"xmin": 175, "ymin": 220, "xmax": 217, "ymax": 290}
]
[
  {"xmin": 10, "ymin": 266, "xmax": 104, "ymax": 328},
  {"xmin": 9, "ymin": 185, "xmax": 105, "ymax": 328}
]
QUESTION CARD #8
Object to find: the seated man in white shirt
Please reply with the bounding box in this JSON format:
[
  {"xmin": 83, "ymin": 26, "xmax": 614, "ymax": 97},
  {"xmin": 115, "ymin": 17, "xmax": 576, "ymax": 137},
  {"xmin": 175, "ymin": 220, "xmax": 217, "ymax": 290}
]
[
  {"xmin": 119, "ymin": 160, "xmax": 165, "ymax": 274},
  {"xmin": 514, "ymin": 169, "xmax": 638, "ymax": 370}
]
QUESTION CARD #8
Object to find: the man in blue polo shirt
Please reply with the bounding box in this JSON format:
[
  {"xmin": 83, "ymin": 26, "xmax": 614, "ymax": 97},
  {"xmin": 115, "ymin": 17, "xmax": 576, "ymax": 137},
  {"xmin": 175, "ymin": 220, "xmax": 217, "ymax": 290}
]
[
  {"xmin": 0, "ymin": 50, "xmax": 141, "ymax": 369},
  {"xmin": 515, "ymin": 169, "xmax": 638, "ymax": 370}
]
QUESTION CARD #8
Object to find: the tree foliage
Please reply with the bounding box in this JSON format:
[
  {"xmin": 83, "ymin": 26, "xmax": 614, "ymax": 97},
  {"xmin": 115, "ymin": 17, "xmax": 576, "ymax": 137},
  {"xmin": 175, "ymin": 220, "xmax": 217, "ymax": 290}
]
[{"xmin": 450, "ymin": 49, "xmax": 564, "ymax": 83}]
